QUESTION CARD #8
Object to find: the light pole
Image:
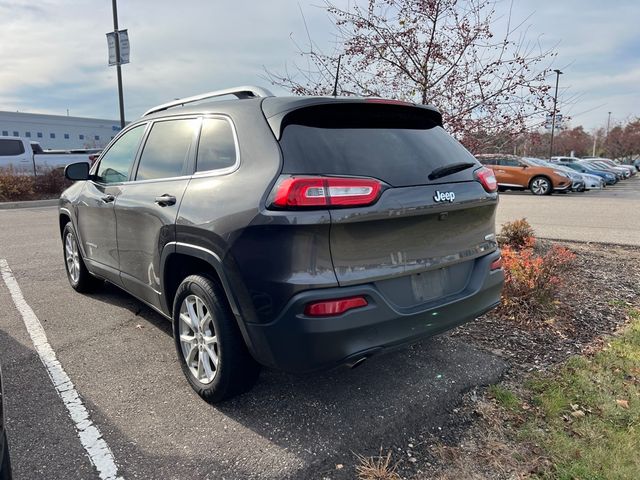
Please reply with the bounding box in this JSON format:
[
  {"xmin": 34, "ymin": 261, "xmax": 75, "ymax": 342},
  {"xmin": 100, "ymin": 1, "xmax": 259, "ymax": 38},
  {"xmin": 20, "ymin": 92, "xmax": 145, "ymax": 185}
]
[
  {"xmin": 548, "ymin": 69, "xmax": 563, "ymax": 158},
  {"xmin": 112, "ymin": 0, "xmax": 125, "ymax": 129},
  {"xmin": 605, "ymin": 111, "xmax": 612, "ymax": 156}
]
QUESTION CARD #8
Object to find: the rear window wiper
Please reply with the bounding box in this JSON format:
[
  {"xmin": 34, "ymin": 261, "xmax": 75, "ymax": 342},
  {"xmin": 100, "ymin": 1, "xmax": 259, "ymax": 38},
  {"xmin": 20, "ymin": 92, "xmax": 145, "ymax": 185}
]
[{"xmin": 428, "ymin": 162, "xmax": 477, "ymax": 181}]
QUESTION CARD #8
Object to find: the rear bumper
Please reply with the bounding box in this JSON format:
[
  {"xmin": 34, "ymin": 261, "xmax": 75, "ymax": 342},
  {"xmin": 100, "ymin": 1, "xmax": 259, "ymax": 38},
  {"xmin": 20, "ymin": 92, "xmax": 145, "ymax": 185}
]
[{"xmin": 244, "ymin": 251, "xmax": 504, "ymax": 373}]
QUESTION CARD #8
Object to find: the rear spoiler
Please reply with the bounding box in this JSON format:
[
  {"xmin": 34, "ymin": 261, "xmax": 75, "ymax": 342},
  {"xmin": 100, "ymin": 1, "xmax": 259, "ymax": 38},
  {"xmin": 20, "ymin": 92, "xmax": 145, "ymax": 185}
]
[{"xmin": 261, "ymin": 97, "xmax": 443, "ymax": 140}]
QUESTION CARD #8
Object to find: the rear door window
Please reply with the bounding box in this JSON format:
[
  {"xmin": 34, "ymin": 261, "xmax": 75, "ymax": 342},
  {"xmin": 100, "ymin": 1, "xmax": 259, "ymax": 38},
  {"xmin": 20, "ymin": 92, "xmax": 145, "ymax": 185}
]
[
  {"xmin": 478, "ymin": 157, "xmax": 496, "ymax": 165},
  {"xmin": 135, "ymin": 118, "xmax": 199, "ymax": 181},
  {"xmin": 278, "ymin": 104, "xmax": 478, "ymax": 187},
  {"xmin": 499, "ymin": 158, "xmax": 520, "ymax": 167}
]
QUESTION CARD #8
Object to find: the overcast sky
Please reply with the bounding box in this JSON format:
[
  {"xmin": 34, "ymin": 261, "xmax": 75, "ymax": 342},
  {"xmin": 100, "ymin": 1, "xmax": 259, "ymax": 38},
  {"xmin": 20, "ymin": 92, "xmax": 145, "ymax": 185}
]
[{"xmin": 1, "ymin": 0, "xmax": 638, "ymax": 131}]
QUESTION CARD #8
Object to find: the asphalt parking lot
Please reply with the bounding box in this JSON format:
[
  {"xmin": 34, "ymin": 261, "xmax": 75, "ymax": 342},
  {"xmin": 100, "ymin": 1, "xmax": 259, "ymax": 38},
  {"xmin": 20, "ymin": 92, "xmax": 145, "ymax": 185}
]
[
  {"xmin": 0, "ymin": 174, "xmax": 637, "ymax": 480},
  {"xmin": 0, "ymin": 208, "xmax": 506, "ymax": 479},
  {"xmin": 496, "ymin": 174, "xmax": 640, "ymax": 246}
]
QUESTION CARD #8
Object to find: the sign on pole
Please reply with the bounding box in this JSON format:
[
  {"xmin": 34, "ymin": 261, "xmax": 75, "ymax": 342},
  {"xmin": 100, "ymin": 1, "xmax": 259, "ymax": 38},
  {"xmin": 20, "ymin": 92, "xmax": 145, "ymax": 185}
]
[
  {"xmin": 544, "ymin": 113, "xmax": 564, "ymax": 130},
  {"xmin": 106, "ymin": 29, "xmax": 130, "ymax": 66}
]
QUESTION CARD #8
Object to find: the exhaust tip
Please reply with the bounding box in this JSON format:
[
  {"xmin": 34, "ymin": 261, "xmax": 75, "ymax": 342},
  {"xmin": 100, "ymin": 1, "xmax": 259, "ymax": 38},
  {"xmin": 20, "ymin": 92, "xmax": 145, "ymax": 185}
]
[{"xmin": 347, "ymin": 356, "xmax": 368, "ymax": 369}]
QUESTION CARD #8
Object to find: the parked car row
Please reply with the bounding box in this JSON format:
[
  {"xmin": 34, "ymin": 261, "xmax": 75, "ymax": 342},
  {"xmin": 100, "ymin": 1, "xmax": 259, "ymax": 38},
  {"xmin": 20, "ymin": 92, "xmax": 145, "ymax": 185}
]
[
  {"xmin": 477, "ymin": 154, "xmax": 636, "ymax": 195},
  {"xmin": 553, "ymin": 156, "xmax": 637, "ymax": 180}
]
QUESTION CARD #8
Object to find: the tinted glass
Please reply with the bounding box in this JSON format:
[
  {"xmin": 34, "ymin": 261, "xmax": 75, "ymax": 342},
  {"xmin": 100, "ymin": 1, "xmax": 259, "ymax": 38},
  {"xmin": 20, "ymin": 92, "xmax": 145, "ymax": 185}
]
[
  {"xmin": 96, "ymin": 125, "xmax": 145, "ymax": 184},
  {"xmin": 0, "ymin": 139, "xmax": 25, "ymax": 156},
  {"xmin": 279, "ymin": 104, "xmax": 477, "ymax": 187},
  {"xmin": 196, "ymin": 118, "xmax": 237, "ymax": 172},
  {"xmin": 136, "ymin": 119, "xmax": 198, "ymax": 181},
  {"xmin": 499, "ymin": 158, "xmax": 520, "ymax": 167}
]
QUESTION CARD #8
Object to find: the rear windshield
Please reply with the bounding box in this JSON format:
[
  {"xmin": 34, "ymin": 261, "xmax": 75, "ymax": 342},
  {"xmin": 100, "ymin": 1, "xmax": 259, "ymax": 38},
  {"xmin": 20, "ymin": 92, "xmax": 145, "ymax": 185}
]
[{"xmin": 278, "ymin": 104, "xmax": 477, "ymax": 187}]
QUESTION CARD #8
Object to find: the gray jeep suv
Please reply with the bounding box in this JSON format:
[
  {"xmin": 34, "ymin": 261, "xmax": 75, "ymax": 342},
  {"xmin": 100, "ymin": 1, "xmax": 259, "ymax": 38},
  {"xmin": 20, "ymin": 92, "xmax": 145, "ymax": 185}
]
[{"xmin": 60, "ymin": 86, "xmax": 504, "ymax": 403}]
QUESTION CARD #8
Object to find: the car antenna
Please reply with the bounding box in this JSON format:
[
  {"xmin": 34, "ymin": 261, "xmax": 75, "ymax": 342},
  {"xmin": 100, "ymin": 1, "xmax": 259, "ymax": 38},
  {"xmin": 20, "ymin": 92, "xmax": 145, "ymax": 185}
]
[{"xmin": 332, "ymin": 55, "xmax": 342, "ymax": 97}]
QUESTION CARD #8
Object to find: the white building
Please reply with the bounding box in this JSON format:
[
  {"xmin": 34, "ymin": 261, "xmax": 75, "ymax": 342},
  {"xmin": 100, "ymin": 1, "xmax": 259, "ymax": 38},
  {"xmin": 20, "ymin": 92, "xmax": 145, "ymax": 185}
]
[{"xmin": 0, "ymin": 111, "xmax": 124, "ymax": 150}]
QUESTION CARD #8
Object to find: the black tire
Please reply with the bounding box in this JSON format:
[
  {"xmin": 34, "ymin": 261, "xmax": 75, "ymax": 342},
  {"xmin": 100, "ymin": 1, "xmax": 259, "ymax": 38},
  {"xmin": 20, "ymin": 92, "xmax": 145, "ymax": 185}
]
[
  {"xmin": 0, "ymin": 432, "xmax": 11, "ymax": 480},
  {"xmin": 172, "ymin": 274, "xmax": 260, "ymax": 403},
  {"xmin": 62, "ymin": 222, "xmax": 101, "ymax": 293},
  {"xmin": 529, "ymin": 176, "xmax": 552, "ymax": 196}
]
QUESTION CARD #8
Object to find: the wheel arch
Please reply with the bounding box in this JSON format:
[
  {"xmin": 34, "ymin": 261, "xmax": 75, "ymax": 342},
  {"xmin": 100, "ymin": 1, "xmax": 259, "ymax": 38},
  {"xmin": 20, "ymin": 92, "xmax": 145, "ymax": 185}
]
[
  {"xmin": 160, "ymin": 242, "xmax": 256, "ymax": 352},
  {"xmin": 59, "ymin": 209, "xmax": 72, "ymax": 237},
  {"xmin": 528, "ymin": 174, "xmax": 553, "ymax": 191}
]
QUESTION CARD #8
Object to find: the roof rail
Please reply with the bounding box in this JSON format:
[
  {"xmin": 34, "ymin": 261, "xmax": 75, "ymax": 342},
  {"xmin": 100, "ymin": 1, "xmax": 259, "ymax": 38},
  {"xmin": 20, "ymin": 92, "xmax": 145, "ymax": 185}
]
[{"xmin": 142, "ymin": 85, "xmax": 274, "ymax": 117}]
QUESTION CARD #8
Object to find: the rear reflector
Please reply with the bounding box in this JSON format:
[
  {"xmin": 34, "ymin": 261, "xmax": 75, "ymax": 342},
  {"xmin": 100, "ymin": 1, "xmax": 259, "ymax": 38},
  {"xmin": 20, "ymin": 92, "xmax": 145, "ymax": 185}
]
[
  {"xmin": 474, "ymin": 167, "xmax": 498, "ymax": 193},
  {"xmin": 304, "ymin": 296, "xmax": 368, "ymax": 317},
  {"xmin": 270, "ymin": 176, "xmax": 382, "ymax": 209},
  {"xmin": 490, "ymin": 257, "xmax": 503, "ymax": 270}
]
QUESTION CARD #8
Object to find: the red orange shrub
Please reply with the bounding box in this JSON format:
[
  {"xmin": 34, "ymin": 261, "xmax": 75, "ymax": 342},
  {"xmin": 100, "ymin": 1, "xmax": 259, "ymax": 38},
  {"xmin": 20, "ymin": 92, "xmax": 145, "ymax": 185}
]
[{"xmin": 498, "ymin": 222, "xmax": 575, "ymax": 323}]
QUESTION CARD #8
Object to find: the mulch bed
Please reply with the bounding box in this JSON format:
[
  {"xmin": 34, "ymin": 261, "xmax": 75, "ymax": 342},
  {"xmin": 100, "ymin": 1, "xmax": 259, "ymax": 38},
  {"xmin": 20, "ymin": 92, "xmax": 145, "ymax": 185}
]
[
  {"xmin": 452, "ymin": 240, "xmax": 640, "ymax": 376},
  {"xmin": 363, "ymin": 240, "xmax": 640, "ymax": 479}
]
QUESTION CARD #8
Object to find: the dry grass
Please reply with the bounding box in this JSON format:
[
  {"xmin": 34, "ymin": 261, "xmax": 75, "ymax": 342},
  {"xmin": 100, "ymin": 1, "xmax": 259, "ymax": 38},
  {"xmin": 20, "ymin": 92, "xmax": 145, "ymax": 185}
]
[
  {"xmin": 355, "ymin": 449, "xmax": 401, "ymax": 480},
  {"xmin": 0, "ymin": 168, "xmax": 71, "ymax": 201},
  {"xmin": 421, "ymin": 307, "xmax": 640, "ymax": 480},
  {"xmin": 421, "ymin": 399, "xmax": 549, "ymax": 480}
]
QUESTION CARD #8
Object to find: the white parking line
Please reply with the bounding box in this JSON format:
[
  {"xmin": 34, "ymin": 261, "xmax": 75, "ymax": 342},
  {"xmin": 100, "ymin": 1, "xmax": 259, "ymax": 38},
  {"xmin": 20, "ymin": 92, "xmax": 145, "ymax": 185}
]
[{"xmin": 0, "ymin": 259, "xmax": 124, "ymax": 480}]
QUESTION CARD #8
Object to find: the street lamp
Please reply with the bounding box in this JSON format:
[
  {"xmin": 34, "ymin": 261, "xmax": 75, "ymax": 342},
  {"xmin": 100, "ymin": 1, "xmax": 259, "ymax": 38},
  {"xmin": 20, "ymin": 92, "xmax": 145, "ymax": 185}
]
[
  {"xmin": 548, "ymin": 69, "xmax": 563, "ymax": 159},
  {"xmin": 605, "ymin": 111, "xmax": 612, "ymax": 156}
]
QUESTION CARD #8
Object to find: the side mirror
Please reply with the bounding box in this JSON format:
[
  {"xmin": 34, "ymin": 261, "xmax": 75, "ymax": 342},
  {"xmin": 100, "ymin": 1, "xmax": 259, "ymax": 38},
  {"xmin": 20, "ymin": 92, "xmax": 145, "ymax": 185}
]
[
  {"xmin": 65, "ymin": 162, "xmax": 90, "ymax": 181},
  {"xmin": 521, "ymin": 164, "xmax": 528, "ymax": 169}
]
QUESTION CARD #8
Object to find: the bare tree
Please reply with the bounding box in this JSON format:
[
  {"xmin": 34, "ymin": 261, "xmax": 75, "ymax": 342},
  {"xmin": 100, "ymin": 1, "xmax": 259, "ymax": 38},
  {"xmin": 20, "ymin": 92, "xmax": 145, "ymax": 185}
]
[{"xmin": 266, "ymin": 0, "xmax": 557, "ymax": 142}]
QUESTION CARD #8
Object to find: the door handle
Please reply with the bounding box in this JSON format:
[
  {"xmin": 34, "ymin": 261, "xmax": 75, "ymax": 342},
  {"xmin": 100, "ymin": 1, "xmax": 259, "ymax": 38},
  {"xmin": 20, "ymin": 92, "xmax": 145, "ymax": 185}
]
[
  {"xmin": 154, "ymin": 194, "xmax": 176, "ymax": 206},
  {"xmin": 101, "ymin": 194, "xmax": 115, "ymax": 203}
]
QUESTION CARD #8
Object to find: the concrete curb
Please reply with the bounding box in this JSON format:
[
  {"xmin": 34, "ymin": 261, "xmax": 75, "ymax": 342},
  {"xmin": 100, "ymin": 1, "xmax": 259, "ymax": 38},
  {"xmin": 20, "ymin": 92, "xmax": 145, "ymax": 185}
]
[{"xmin": 0, "ymin": 199, "xmax": 58, "ymax": 210}]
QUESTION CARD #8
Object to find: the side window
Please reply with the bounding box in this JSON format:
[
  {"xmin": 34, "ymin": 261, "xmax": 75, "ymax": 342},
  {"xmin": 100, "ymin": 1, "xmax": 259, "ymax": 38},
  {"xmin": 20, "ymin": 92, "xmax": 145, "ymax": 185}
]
[
  {"xmin": 0, "ymin": 139, "xmax": 25, "ymax": 156},
  {"xmin": 196, "ymin": 118, "xmax": 237, "ymax": 172},
  {"xmin": 499, "ymin": 158, "xmax": 518, "ymax": 167},
  {"xmin": 479, "ymin": 158, "xmax": 495, "ymax": 166},
  {"xmin": 135, "ymin": 119, "xmax": 198, "ymax": 181},
  {"xmin": 96, "ymin": 125, "xmax": 145, "ymax": 184}
]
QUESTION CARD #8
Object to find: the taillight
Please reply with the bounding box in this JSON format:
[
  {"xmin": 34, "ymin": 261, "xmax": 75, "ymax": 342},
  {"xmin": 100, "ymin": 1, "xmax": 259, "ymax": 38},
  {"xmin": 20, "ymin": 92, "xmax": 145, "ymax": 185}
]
[
  {"xmin": 304, "ymin": 296, "xmax": 368, "ymax": 317},
  {"xmin": 270, "ymin": 176, "xmax": 383, "ymax": 209},
  {"xmin": 475, "ymin": 167, "xmax": 498, "ymax": 193},
  {"xmin": 490, "ymin": 257, "xmax": 503, "ymax": 271}
]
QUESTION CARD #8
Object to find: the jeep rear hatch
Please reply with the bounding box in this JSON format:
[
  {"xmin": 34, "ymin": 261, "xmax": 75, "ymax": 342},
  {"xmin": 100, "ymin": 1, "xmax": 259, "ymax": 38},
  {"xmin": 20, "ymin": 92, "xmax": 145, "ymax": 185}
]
[{"xmin": 271, "ymin": 101, "xmax": 498, "ymax": 306}]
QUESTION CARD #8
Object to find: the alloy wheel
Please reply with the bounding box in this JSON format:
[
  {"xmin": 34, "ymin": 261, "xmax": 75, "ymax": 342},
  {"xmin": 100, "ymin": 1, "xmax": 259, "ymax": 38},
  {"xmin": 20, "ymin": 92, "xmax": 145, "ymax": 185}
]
[
  {"xmin": 64, "ymin": 232, "xmax": 81, "ymax": 284},
  {"xmin": 179, "ymin": 294, "xmax": 219, "ymax": 384},
  {"xmin": 531, "ymin": 178, "xmax": 550, "ymax": 195}
]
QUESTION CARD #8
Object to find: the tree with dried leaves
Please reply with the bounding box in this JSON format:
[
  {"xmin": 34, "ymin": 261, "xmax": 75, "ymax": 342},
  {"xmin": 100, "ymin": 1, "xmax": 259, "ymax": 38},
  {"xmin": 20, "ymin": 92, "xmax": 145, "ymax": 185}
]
[
  {"xmin": 267, "ymin": 0, "xmax": 557, "ymax": 143},
  {"xmin": 606, "ymin": 119, "xmax": 640, "ymax": 161}
]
